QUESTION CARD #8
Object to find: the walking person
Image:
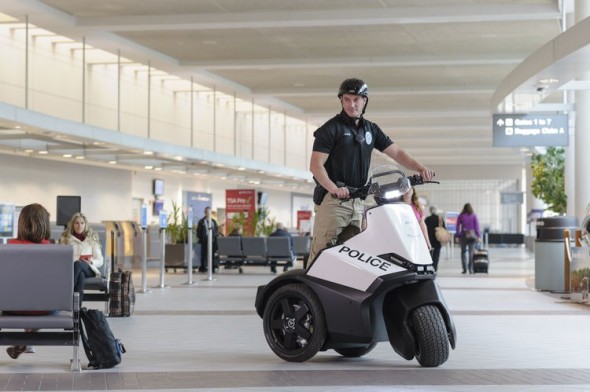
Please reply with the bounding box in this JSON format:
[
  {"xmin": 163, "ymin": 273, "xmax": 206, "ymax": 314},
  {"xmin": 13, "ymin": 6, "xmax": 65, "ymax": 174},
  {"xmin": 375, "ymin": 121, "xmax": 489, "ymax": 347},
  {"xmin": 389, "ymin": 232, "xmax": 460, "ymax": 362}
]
[
  {"xmin": 308, "ymin": 78, "xmax": 434, "ymax": 267},
  {"xmin": 456, "ymin": 203, "xmax": 480, "ymax": 274},
  {"xmin": 424, "ymin": 206, "xmax": 445, "ymax": 271}
]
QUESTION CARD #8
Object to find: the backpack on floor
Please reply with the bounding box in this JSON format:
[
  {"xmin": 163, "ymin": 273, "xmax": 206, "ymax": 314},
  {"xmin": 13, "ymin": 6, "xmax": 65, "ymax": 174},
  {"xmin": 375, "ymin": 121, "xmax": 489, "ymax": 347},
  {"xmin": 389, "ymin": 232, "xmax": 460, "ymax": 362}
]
[
  {"xmin": 80, "ymin": 307, "xmax": 126, "ymax": 369},
  {"xmin": 109, "ymin": 269, "xmax": 136, "ymax": 317}
]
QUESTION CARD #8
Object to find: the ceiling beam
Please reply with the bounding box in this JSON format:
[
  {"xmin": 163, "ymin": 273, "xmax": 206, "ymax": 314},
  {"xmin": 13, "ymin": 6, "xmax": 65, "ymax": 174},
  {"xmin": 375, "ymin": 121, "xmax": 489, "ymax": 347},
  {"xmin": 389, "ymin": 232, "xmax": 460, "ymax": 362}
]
[
  {"xmin": 74, "ymin": 4, "xmax": 559, "ymax": 31},
  {"xmin": 181, "ymin": 55, "xmax": 520, "ymax": 70}
]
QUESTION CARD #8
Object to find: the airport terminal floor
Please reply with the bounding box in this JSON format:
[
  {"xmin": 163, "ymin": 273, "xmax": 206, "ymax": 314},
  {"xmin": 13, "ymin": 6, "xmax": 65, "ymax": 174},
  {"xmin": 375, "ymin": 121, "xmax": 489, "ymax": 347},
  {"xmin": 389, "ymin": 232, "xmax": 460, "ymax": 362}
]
[{"xmin": 1, "ymin": 246, "xmax": 590, "ymax": 392}]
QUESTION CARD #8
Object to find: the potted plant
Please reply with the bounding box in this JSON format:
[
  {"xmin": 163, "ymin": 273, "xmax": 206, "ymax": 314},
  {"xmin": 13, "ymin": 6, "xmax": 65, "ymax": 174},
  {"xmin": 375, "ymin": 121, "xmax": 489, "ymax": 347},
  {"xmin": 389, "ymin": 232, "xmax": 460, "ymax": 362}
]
[
  {"xmin": 531, "ymin": 146, "xmax": 566, "ymax": 214},
  {"xmin": 164, "ymin": 202, "xmax": 190, "ymax": 270}
]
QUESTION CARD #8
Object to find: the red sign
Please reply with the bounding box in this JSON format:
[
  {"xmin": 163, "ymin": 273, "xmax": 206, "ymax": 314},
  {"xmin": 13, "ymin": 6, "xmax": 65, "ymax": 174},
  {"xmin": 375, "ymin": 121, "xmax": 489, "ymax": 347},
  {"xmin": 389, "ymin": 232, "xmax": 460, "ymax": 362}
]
[
  {"xmin": 225, "ymin": 189, "xmax": 256, "ymax": 236},
  {"xmin": 297, "ymin": 210, "xmax": 312, "ymax": 231}
]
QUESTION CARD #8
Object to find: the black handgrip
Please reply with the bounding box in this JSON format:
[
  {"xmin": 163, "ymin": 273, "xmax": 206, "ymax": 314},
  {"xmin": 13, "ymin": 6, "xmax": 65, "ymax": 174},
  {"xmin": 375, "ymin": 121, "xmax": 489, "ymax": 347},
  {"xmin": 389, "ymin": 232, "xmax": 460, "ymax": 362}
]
[
  {"xmin": 408, "ymin": 174, "xmax": 439, "ymax": 186},
  {"xmin": 335, "ymin": 181, "xmax": 369, "ymax": 199}
]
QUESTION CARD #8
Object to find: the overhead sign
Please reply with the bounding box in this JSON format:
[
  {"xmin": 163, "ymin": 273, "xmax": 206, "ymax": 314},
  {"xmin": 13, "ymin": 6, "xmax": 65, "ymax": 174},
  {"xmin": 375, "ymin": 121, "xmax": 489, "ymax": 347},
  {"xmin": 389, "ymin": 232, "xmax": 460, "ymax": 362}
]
[
  {"xmin": 493, "ymin": 113, "xmax": 568, "ymax": 147},
  {"xmin": 501, "ymin": 192, "xmax": 524, "ymax": 205}
]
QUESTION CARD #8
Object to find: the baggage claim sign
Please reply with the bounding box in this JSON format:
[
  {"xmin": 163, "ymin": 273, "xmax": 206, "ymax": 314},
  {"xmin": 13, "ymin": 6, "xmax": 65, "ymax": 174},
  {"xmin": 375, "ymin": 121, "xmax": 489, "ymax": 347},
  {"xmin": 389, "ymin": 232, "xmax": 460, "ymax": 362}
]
[{"xmin": 492, "ymin": 113, "xmax": 568, "ymax": 147}]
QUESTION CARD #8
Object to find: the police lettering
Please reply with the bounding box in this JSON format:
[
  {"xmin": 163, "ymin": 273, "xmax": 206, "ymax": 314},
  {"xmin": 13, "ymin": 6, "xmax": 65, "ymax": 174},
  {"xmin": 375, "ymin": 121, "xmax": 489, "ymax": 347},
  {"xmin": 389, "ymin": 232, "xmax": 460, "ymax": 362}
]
[{"xmin": 339, "ymin": 246, "xmax": 390, "ymax": 271}]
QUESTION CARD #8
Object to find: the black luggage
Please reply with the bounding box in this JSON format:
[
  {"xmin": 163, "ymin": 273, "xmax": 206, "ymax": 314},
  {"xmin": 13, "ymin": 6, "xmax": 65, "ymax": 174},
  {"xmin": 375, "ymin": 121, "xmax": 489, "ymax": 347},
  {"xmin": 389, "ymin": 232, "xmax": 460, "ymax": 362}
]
[
  {"xmin": 80, "ymin": 308, "xmax": 126, "ymax": 369},
  {"xmin": 109, "ymin": 269, "xmax": 135, "ymax": 317},
  {"xmin": 472, "ymin": 248, "xmax": 489, "ymax": 273}
]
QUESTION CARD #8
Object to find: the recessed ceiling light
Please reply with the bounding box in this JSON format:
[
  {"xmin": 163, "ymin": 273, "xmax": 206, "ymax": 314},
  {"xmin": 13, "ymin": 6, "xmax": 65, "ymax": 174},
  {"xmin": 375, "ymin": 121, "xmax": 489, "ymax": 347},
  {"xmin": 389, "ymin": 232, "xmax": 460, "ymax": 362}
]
[
  {"xmin": 144, "ymin": 165, "xmax": 153, "ymax": 170},
  {"xmin": 539, "ymin": 78, "xmax": 559, "ymax": 84},
  {"xmin": 108, "ymin": 160, "xmax": 117, "ymax": 164},
  {"xmin": 75, "ymin": 156, "xmax": 85, "ymax": 160},
  {"xmin": 238, "ymin": 167, "xmax": 245, "ymax": 171},
  {"xmin": 175, "ymin": 156, "xmax": 183, "ymax": 161},
  {"xmin": 62, "ymin": 154, "xmax": 72, "ymax": 158},
  {"xmin": 24, "ymin": 149, "xmax": 33, "ymax": 153},
  {"xmin": 154, "ymin": 167, "xmax": 162, "ymax": 171},
  {"xmin": 144, "ymin": 151, "xmax": 153, "ymax": 155},
  {"xmin": 38, "ymin": 150, "xmax": 48, "ymax": 155}
]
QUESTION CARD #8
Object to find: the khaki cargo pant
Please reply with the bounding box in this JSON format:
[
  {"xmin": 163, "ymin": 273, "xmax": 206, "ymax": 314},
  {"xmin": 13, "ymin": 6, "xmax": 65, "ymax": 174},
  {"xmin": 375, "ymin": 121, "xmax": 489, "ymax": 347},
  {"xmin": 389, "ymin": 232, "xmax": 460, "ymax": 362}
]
[{"xmin": 307, "ymin": 193, "xmax": 364, "ymax": 268}]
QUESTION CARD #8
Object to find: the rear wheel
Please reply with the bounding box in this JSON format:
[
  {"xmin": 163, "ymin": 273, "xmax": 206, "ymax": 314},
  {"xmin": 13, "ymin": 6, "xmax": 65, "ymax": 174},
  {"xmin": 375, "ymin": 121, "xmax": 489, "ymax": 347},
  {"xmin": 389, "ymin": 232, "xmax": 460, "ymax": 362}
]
[
  {"xmin": 410, "ymin": 305, "xmax": 449, "ymax": 367},
  {"xmin": 334, "ymin": 343, "xmax": 377, "ymax": 358},
  {"xmin": 263, "ymin": 284, "xmax": 326, "ymax": 362}
]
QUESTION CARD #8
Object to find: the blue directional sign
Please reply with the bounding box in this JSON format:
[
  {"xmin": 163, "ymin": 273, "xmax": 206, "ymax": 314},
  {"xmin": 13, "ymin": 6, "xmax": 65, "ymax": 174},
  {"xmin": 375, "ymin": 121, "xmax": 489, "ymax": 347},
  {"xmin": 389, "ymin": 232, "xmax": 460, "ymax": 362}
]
[{"xmin": 493, "ymin": 113, "xmax": 568, "ymax": 147}]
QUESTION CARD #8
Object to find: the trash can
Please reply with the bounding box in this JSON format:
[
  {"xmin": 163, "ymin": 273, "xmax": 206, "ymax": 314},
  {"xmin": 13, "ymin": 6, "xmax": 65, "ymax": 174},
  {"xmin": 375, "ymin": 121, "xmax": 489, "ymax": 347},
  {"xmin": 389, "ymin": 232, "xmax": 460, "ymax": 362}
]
[{"xmin": 534, "ymin": 216, "xmax": 578, "ymax": 292}]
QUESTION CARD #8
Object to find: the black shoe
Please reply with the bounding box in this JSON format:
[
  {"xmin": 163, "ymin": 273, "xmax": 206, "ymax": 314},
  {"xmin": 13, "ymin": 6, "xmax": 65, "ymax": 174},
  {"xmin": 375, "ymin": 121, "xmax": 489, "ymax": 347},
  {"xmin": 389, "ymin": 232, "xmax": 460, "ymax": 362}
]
[
  {"xmin": 461, "ymin": 271, "xmax": 466, "ymax": 274},
  {"xmin": 270, "ymin": 267, "xmax": 277, "ymax": 273}
]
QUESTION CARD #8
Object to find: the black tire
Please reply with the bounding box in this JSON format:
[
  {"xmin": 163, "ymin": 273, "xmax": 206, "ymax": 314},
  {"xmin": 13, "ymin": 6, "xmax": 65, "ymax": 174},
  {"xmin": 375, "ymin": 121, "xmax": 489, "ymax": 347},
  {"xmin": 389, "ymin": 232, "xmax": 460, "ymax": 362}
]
[
  {"xmin": 334, "ymin": 343, "xmax": 377, "ymax": 358},
  {"xmin": 410, "ymin": 305, "xmax": 449, "ymax": 367},
  {"xmin": 262, "ymin": 283, "xmax": 326, "ymax": 362}
]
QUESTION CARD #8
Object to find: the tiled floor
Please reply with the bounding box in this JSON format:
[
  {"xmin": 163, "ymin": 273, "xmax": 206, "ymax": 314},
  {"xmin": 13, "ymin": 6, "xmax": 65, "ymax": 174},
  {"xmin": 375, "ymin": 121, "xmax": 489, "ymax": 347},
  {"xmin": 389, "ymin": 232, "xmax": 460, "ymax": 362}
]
[{"xmin": 2, "ymin": 246, "xmax": 590, "ymax": 391}]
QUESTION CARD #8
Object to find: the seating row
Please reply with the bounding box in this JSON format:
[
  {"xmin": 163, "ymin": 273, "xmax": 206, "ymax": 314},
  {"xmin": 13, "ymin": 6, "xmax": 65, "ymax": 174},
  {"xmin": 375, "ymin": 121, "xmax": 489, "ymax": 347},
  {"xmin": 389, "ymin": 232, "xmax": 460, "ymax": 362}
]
[{"xmin": 217, "ymin": 236, "xmax": 309, "ymax": 272}]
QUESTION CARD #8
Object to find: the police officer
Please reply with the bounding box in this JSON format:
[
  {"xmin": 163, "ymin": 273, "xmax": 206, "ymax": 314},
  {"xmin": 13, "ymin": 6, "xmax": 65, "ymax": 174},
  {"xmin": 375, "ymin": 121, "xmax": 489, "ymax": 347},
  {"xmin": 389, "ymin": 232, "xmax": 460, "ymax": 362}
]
[{"xmin": 307, "ymin": 78, "xmax": 434, "ymax": 266}]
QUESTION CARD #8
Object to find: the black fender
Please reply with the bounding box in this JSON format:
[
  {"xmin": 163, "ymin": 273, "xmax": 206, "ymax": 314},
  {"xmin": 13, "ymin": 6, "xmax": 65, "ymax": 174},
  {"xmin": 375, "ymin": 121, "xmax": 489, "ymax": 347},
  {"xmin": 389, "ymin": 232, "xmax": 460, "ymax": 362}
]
[
  {"xmin": 383, "ymin": 279, "xmax": 456, "ymax": 360},
  {"xmin": 255, "ymin": 269, "xmax": 308, "ymax": 317}
]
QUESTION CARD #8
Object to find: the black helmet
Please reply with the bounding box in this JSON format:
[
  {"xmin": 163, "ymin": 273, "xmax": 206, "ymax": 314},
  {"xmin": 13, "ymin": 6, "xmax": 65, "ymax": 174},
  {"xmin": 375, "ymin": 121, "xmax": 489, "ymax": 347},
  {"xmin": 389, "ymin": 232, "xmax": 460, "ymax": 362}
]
[{"xmin": 338, "ymin": 78, "xmax": 368, "ymax": 98}]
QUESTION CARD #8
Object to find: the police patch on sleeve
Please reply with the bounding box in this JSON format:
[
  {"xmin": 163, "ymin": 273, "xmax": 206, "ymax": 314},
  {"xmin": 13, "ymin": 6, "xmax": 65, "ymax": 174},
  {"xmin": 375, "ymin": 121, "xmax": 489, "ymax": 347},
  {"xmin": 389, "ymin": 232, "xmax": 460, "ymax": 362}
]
[{"xmin": 365, "ymin": 131, "xmax": 372, "ymax": 145}]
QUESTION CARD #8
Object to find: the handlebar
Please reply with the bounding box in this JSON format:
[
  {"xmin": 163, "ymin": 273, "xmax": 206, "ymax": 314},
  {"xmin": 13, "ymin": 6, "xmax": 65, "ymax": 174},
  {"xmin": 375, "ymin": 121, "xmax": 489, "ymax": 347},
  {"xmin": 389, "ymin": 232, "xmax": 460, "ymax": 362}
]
[
  {"xmin": 407, "ymin": 174, "xmax": 440, "ymax": 186},
  {"xmin": 335, "ymin": 173, "xmax": 439, "ymax": 200}
]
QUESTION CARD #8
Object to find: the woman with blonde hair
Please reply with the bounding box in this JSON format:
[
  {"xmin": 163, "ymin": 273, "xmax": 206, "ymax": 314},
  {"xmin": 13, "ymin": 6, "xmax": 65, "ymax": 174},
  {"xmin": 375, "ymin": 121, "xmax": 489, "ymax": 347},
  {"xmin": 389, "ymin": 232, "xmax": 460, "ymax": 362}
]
[{"xmin": 59, "ymin": 212, "xmax": 104, "ymax": 303}]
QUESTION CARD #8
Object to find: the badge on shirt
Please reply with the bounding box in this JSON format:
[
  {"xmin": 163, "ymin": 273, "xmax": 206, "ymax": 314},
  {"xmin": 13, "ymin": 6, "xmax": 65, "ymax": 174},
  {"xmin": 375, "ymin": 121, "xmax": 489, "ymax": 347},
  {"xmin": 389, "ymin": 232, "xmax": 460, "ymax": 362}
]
[{"xmin": 365, "ymin": 131, "xmax": 372, "ymax": 145}]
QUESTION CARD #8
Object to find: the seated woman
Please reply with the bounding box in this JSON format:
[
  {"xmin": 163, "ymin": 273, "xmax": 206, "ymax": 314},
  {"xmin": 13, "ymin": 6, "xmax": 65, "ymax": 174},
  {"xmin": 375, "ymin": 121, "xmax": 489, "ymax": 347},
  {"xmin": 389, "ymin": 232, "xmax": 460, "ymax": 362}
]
[
  {"xmin": 5, "ymin": 203, "xmax": 52, "ymax": 359},
  {"xmin": 59, "ymin": 212, "xmax": 104, "ymax": 306}
]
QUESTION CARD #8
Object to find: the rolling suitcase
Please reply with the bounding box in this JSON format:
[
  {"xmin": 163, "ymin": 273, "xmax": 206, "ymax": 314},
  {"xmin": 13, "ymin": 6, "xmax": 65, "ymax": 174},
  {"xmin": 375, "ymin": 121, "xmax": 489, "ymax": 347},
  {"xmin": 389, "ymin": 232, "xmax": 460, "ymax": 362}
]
[
  {"xmin": 472, "ymin": 248, "xmax": 489, "ymax": 273},
  {"xmin": 109, "ymin": 269, "xmax": 135, "ymax": 317}
]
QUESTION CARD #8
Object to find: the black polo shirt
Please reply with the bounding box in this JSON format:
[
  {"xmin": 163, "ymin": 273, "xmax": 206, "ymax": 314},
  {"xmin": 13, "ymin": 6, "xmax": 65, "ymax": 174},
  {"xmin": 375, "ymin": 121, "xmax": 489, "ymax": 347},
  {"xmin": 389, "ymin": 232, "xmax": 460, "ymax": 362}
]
[{"xmin": 312, "ymin": 111, "xmax": 394, "ymax": 188}]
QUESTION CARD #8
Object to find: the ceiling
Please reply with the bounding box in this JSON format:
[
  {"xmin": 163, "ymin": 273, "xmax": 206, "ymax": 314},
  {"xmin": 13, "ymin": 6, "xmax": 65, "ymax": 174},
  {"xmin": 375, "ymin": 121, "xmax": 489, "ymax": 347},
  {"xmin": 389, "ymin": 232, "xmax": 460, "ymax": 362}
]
[{"xmin": 0, "ymin": 0, "xmax": 583, "ymax": 189}]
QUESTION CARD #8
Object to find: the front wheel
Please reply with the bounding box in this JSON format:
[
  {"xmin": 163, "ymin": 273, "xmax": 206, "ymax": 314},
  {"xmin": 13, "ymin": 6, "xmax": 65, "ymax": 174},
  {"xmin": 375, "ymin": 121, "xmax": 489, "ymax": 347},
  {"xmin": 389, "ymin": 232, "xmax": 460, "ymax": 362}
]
[
  {"xmin": 410, "ymin": 305, "xmax": 449, "ymax": 367},
  {"xmin": 334, "ymin": 343, "xmax": 377, "ymax": 358},
  {"xmin": 263, "ymin": 283, "xmax": 326, "ymax": 362}
]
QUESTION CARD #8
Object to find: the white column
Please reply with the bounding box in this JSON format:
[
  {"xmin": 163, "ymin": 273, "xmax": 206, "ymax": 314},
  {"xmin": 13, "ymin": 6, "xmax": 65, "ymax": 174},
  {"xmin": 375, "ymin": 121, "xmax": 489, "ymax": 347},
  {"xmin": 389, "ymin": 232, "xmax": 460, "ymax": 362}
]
[
  {"xmin": 574, "ymin": 1, "xmax": 590, "ymax": 220},
  {"xmin": 565, "ymin": 11, "xmax": 576, "ymax": 217}
]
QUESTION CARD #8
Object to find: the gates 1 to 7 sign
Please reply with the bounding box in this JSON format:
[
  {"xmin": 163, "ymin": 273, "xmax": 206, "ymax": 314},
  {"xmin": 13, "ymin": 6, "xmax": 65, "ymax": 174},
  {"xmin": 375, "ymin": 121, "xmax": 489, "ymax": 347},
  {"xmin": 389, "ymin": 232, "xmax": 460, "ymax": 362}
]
[{"xmin": 492, "ymin": 113, "xmax": 568, "ymax": 147}]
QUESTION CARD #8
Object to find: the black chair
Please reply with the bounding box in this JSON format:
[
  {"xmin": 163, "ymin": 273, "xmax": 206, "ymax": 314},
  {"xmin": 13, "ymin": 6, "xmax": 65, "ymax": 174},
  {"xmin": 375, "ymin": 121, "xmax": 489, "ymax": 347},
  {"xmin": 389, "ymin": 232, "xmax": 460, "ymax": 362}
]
[
  {"xmin": 217, "ymin": 236, "xmax": 244, "ymax": 273},
  {"xmin": 83, "ymin": 228, "xmax": 112, "ymax": 314},
  {"xmin": 266, "ymin": 237, "xmax": 296, "ymax": 272},
  {"xmin": 293, "ymin": 236, "xmax": 311, "ymax": 260},
  {"xmin": 241, "ymin": 237, "xmax": 267, "ymax": 266}
]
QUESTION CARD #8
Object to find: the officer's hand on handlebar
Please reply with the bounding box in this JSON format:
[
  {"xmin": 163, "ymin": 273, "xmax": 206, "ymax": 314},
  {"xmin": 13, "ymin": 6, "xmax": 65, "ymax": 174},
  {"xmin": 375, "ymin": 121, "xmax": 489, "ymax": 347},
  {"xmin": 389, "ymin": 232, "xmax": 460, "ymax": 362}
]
[
  {"xmin": 334, "ymin": 187, "xmax": 350, "ymax": 199},
  {"xmin": 332, "ymin": 182, "xmax": 350, "ymax": 199},
  {"xmin": 419, "ymin": 168, "xmax": 435, "ymax": 182}
]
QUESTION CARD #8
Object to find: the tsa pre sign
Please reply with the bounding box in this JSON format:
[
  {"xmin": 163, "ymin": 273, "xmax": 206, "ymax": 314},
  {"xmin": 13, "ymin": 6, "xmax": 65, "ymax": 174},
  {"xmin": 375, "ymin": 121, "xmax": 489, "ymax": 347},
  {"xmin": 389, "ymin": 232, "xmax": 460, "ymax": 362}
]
[{"xmin": 225, "ymin": 189, "xmax": 256, "ymax": 236}]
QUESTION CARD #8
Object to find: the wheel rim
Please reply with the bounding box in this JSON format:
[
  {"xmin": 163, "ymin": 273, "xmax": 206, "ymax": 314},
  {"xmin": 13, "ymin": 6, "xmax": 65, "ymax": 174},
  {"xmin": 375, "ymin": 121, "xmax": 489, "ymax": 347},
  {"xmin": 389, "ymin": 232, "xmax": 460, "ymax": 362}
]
[{"xmin": 268, "ymin": 295, "xmax": 314, "ymax": 352}]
